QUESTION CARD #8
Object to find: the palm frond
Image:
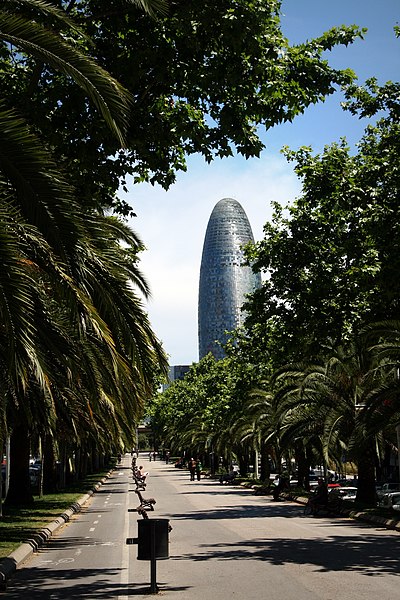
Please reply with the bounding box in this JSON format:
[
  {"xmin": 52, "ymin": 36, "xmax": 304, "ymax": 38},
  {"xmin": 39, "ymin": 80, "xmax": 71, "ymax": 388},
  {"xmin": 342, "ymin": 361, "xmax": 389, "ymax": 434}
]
[
  {"xmin": 3, "ymin": 0, "xmax": 87, "ymax": 36},
  {"xmin": 0, "ymin": 13, "xmax": 132, "ymax": 145},
  {"xmin": 121, "ymin": 0, "xmax": 169, "ymax": 18}
]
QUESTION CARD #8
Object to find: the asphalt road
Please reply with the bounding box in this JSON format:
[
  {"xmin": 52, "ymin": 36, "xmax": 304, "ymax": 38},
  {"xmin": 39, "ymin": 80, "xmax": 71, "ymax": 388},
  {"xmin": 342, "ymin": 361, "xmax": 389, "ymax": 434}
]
[{"xmin": 3, "ymin": 455, "xmax": 400, "ymax": 599}]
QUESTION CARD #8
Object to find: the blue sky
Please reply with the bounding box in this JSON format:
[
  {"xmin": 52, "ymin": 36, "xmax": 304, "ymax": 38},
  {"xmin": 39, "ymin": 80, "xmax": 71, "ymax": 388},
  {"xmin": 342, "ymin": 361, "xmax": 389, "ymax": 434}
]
[{"xmin": 125, "ymin": 0, "xmax": 399, "ymax": 366}]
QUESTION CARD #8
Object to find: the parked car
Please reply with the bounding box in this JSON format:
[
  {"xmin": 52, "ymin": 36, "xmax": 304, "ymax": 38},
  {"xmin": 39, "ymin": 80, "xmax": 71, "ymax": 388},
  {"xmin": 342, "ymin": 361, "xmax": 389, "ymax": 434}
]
[
  {"xmin": 29, "ymin": 462, "xmax": 41, "ymax": 487},
  {"xmin": 393, "ymin": 496, "xmax": 400, "ymax": 512},
  {"xmin": 329, "ymin": 486, "xmax": 358, "ymax": 501},
  {"xmin": 376, "ymin": 482, "xmax": 400, "ymax": 500},
  {"xmin": 289, "ymin": 474, "xmax": 323, "ymax": 489},
  {"xmin": 379, "ymin": 491, "xmax": 400, "ymax": 510},
  {"xmin": 337, "ymin": 478, "xmax": 358, "ymax": 488},
  {"xmin": 339, "ymin": 487, "xmax": 357, "ymax": 500},
  {"xmin": 1, "ymin": 464, "xmax": 5, "ymax": 495}
]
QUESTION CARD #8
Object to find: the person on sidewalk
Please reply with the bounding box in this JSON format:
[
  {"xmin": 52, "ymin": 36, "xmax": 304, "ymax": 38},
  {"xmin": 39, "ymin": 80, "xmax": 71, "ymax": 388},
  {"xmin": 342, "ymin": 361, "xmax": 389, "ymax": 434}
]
[
  {"xmin": 188, "ymin": 457, "xmax": 197, "ymax": 481},
  {"xmin": 308, "ymin": 478, "xmax": 328, "ymax": 513},
  {"xmin": 196, "ymin": 459, "xmax": 202, "ymax": 481}
]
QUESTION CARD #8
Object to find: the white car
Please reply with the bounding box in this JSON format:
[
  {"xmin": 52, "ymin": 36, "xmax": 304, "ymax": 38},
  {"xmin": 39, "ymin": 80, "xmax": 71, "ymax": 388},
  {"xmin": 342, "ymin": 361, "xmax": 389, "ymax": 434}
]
[
  {"xmin": 329, "ymin": 486, "xmax": 358, "ymax": 501},
  {"xmin": 339, "ymin": 487, "xmax": 357, "ymax": 500}
]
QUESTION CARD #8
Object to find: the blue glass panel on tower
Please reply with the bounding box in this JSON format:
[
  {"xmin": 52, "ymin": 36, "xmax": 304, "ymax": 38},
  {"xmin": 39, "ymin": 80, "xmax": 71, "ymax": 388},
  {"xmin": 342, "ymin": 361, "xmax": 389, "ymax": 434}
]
[{"xmin": 198, "ymin": 198, "xmax": 261, "ymax": 360}]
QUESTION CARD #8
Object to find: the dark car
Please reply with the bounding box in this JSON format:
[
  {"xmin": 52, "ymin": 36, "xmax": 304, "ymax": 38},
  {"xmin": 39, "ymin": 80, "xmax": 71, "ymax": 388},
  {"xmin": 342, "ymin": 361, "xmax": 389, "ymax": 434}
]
[
  {"xmin": 336, "ymin": 478, "xmax": 358, "ymax": 488},
  {"xmin": 377, "ymin": 482, "xmax": 400, "ymax": 500},
  {"xmin": 29, "ymin": 461, "xmax": 42, "ymax": 487}
]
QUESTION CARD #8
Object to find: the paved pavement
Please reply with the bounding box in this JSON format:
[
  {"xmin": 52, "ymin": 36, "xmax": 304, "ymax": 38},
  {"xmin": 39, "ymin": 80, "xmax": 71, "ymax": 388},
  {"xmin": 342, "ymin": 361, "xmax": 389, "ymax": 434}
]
[{"xmin": 1, "ymin": 455, "xmax": 400, "ymax": 599}]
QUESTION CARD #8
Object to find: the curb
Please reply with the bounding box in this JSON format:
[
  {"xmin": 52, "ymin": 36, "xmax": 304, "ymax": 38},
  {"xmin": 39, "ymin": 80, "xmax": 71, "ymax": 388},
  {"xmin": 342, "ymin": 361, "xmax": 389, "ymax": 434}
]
[{"xmin": 0, "ymin": 471, "xmax": 112, "ymax": 591}]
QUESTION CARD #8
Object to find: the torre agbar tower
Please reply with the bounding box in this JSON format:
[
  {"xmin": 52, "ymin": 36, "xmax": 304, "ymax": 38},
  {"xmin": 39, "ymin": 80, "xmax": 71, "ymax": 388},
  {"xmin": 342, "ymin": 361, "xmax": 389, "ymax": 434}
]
[{"xmin": 198, "ymin": 197, "xmax": 261, "ymax": 360}]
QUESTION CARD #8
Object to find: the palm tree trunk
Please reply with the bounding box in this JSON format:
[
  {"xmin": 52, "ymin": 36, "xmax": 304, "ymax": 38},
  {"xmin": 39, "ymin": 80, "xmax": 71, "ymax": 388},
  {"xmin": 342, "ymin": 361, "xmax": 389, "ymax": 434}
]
[
  {"xmin": 0, "ymin": 433, "xmax": 3, "ymax": 517},
  {"xmin": 356, "ymin": 442, "xmax": 377, "ymax": 505},
  {"xmin": 43, "ymin": 435, "xmax": 57, "ymax": 493},
  {"xmin": 4, "ymin": 422, "xmax": 34, "ymax": 506},
  {"xmin": 295, "ymin": 444, "xmax": 308, "ymax": 488},
  {"xmin": 260, "ymin": 442, "xmax": 270, "ymax": 482},
  {"xmin": 58, "ymin": 441, "xmax": 67, "ymax": 490}
]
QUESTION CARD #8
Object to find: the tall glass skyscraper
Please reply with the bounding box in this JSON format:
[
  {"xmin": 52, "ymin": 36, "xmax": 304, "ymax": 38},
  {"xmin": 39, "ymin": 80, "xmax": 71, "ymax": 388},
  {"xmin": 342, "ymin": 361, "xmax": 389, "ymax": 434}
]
[{"xmin": 198, "ymin": 198, "xmax": 261, "ymax": 360}]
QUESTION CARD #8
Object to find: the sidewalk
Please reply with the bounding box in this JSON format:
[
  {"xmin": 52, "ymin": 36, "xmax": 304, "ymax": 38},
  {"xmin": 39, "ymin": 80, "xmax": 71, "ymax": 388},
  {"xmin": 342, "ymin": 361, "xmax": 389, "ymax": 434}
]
[{"xmin": 0, "ymin": 472, "xmax": 112, "ymax": 590}]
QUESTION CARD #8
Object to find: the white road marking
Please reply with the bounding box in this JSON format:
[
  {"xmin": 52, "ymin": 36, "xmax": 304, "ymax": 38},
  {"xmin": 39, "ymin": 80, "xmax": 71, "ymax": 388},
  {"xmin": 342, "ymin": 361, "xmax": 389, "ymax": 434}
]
[
  {"xmin": 118, "ymin": 473, "xmax": 130, "ymax": 600},
  {"xmin": 56, "ymin": 558, "xmax": 75, "ymax": 564}
]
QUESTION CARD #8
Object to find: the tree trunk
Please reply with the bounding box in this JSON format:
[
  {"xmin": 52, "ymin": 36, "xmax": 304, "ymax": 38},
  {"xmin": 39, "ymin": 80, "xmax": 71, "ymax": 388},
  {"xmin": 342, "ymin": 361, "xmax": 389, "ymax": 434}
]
[
  {"xmin": 356, "ymin": 442, "xmax": 377, "ymax": 506},
  {"xmin": 0, "ymin": 433, "xmax": 3, "ymax": 517},
  {"xmin": 238, "ymin": 451, "xmax": 249, "ymax": 477},
  {"xmin": 295, "ymin": 444, "xmax": 308, "ymax": 488},
  {"xmin": 58, "ymin": 441, "xmax": 67, "ymax": 490},
  {"xmin": 93, "ymin": 446, "xmax": 100, "ymax": 471},
  {"xmin": 43, "ymin": 435, "xmax": 58, "ymax": 493},
  {"xmin": 260, "ymin": 442, "xmax": 270, "ymax": 482},
  {"xmin": 4, "ymin": 422, "xmax": 34, "ymax": 507},
  {"xmin": 80, "ymin": 446, "xmax": 88, "ymax": 479}
]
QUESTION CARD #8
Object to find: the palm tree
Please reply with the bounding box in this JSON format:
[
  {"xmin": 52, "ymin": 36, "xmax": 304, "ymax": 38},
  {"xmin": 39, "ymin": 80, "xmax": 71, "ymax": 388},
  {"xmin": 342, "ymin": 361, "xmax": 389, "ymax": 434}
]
[
  {"xmin": 0, "ymin": 0, "xmax": 169, "ymax": 505},
  {"xmin": 0, "ymin": 1, "xmax": 133, "ymax": 145},
  {"xmin": 274, "ymin": 341, "xmax": 384, "ymax": 505},
  {"xmin": 361, "ymin": 321, "xmax": 400, "ymax": 482},
  {"xmin": 230, "ymin": 383, "xmax": 277, "ymax": 481}
]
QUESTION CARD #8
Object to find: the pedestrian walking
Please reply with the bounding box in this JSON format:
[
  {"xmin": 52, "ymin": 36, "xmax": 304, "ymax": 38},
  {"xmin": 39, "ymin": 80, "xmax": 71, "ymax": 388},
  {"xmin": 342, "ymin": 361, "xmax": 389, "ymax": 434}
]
[
  {"xmin": 188, "ymin": 457, "xmax": 196, "ymax": 481},
  {"xmin": 196, "ymin": 459, "xmax": 202, "ymax": 481}
]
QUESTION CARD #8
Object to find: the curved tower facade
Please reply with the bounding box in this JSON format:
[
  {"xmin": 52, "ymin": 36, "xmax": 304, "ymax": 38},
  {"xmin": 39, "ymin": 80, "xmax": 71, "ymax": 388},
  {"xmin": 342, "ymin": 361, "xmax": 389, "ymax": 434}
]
[{"xmin": 198, "ymin": 197, "xmax": 261, "ymax": 360}]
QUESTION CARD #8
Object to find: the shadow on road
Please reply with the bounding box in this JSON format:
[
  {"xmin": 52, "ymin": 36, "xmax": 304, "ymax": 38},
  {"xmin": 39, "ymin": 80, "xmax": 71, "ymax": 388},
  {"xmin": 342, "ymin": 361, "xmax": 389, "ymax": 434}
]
[
  {"xmin": 171, "ymin": 502, "xmax": 302, "ymax": 520},
  {"xmin": 173, "ymin": 532, "xmax": 400, "ymax": 576},
  {"xmin": 3, "ymin": 565, "xmax": 192, "ymax": 598}
]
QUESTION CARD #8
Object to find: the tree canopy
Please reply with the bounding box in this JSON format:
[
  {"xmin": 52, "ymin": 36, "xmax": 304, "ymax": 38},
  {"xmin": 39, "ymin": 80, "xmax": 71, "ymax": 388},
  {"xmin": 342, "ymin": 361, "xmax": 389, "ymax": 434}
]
[
  {"xmin": 244, "ymin": 79, "xmax": 400, "ymax": 368},
  {"xmin": 1, "ymin": 0, "xmax": 364, "ymax": 214}
]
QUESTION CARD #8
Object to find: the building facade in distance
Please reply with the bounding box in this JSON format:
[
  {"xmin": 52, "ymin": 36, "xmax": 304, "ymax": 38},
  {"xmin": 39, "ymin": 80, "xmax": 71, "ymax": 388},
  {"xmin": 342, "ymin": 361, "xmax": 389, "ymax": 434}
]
[
  {"xmin": 161, "ymin": 365, "xmax": 190, "ymax": 392},
  {"xmin": 198, "ymin": 197, "xmax": 261, "ymax": 360}
]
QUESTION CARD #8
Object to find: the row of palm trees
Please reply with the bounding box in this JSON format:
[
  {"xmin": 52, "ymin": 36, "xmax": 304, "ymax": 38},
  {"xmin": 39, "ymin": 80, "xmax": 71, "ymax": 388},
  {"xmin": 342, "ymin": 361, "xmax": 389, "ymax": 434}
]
[
  {"xmin": 152, "ymin": 326, "xmax": 400, "ymax": 505},
  {"xmin": 1, "ymin": 1, "xmax": 168, "ymax": 506},
  {"xmin": 243, "ymin": 327, "xmax": 400, "ymax": 504}
]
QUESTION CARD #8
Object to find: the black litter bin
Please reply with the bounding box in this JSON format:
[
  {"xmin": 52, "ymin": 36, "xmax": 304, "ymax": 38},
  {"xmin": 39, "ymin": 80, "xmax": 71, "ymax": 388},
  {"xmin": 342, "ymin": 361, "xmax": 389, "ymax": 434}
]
[{"xmin": 137, "ymin": 519, "xmax": 170, "ymax": 560}]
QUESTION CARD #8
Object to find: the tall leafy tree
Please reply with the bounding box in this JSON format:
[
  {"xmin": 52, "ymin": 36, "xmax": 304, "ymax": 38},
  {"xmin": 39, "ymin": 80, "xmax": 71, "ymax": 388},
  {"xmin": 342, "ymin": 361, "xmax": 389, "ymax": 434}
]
[
  {"xmin": 244, "ymin": 77, "xmax": 400, "ymax": 370},
  {"xmin": 1, "ymin": 0, "xmax": 364, "ymax": 214}
]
